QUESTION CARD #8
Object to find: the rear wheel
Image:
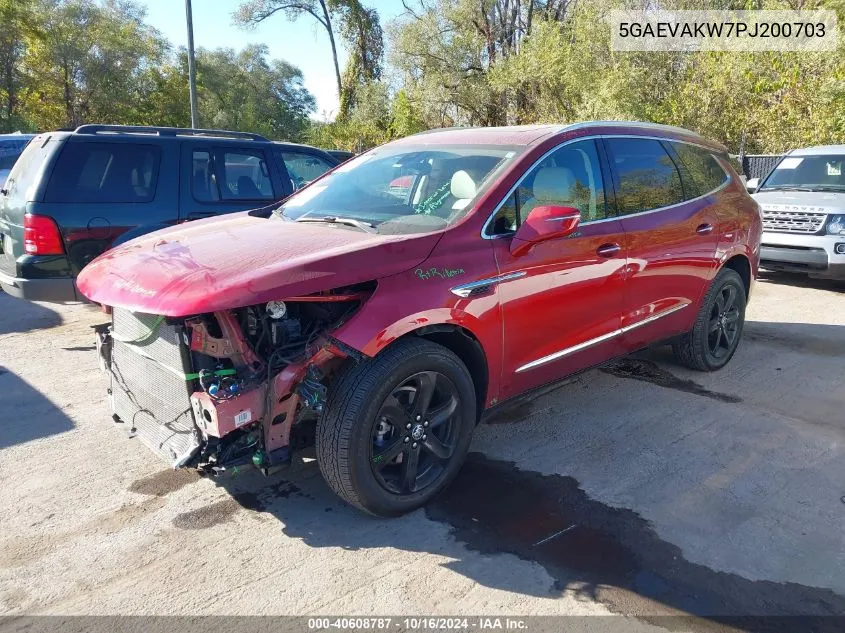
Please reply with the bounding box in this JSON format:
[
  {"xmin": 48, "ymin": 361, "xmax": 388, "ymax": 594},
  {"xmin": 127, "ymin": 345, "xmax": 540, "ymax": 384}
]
[
  {"xmin": 316, "ymin": 338, "xmax": 476, "ymax": 516},
  {"xmin": 672, "ymin": 268, "xmax": 747, "ymax": 371}
]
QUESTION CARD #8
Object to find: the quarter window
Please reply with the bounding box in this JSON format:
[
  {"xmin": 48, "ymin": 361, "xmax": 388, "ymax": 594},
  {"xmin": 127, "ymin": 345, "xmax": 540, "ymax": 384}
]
[
  {"xmin": 489, "ymin": 139, "xmax": 608, "ymax": 235},
  {"xmin": 671, "ymin": 142, "xmax": 729, "ymax": 197},
  {"xmin": 279, "ymin": 151, "xmax": 334, "ymax": 190},
  {"xmin": 45, "ymin": 142, "xmax": 160, "ymax": 203},
  {"xmin": 605, "ymin": 138, "xmax": 683, "ymax": 214}
]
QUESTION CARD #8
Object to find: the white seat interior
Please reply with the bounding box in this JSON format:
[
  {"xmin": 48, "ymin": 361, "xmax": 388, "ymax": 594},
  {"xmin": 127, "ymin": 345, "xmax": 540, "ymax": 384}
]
[{"xmin": 450, "ymin": 170, "xmax": 477, "ymax": 210}]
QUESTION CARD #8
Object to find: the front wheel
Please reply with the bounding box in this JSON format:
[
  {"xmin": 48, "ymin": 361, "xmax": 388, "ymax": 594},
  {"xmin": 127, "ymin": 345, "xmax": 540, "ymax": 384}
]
[
  {"xmin": 672, "ymin": 267, "xmax": 747, "ymax": 371},
  {"xmin": 316, "ymin": 338, "xmax": 476, "ymax": 516}
]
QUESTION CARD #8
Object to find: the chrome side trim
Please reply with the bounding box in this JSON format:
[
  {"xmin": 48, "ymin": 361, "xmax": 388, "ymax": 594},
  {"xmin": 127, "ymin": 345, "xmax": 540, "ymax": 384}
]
[
  {"xmin": 515, "ymin": 301, "xmax": 690, "ymax": 373},
  {"xmin": 481, "ymin": 134, "xmax": 731, "ymax": 239},
  {"xmin": 450, "ymin": 271, "xmax": 526, "ymax": 298},
  {"xmin": 620, "ymin": 301, "xmax": 690, "ymax": 334},
  {"xmin": 515, "ymin": 328, "xmax": 621, "ymax": 373}
]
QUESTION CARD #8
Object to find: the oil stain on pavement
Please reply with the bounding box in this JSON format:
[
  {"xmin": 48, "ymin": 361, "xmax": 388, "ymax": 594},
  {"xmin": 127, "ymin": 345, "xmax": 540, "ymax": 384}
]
[
  {"xmin": 129, "ymin": 468, "xmax": 200, "ymax": 497},
  {"xmin": 425, "ymin": 453, "xmax": 845, "ymax": 618},
  {"xmin": 172, "ymin": 499, "xmax": 241, "ymax": 530},
  {"xmin": 601, "ymin": 358, "xmax": 741, "ymax": 404}
]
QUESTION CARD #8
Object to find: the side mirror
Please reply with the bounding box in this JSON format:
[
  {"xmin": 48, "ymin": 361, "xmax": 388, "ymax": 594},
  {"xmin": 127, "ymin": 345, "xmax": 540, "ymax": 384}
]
[
  {"xmin": 745, "ymin": 178, "xmax": 759, "ymax": 194},
  {"xmin": 511, "ymin": 205, "xmax": 580, "ymax": 257}
]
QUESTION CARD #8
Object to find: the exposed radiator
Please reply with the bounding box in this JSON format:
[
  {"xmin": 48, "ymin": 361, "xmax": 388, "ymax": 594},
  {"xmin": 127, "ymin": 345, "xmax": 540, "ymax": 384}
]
[{"xmin": 110, "ymin": 309, "xmax": 200, "ymax": 467}]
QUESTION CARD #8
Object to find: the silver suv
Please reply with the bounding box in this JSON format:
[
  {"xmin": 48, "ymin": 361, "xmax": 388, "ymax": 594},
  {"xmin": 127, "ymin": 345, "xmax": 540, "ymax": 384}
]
[{"xmin": 748, "ymin": 145, "xmax": 845, "ymax": 280}]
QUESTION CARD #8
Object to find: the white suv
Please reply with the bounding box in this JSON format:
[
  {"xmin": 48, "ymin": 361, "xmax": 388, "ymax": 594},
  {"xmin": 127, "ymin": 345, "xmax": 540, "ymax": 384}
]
[{"xmin": 748, "ymin": 145, "xmax": 845, "ymax": 280}]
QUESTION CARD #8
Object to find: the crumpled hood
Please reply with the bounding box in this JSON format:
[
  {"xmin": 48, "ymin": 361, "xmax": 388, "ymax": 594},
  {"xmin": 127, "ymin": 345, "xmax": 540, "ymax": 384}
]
[
  {"xmin": 77, "ymin": 211, "xmax": 441, "ymax": 316},
  {"xmin": 752, "ymin": 189, "xmax": 845, "ymax": 213}
]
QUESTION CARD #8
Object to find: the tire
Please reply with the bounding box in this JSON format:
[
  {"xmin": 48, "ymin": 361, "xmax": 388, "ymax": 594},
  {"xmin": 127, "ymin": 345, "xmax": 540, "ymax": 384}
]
[
  {"xmin": 316, "ymin": 338, "xmax": 476, "ymax": 516},
  {"xmin": 672, "ymin": 267, "xmax": 747, "ymax": 372}
]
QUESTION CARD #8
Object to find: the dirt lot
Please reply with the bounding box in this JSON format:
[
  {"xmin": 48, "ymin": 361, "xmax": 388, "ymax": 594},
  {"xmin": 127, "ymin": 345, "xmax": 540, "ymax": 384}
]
[{"xmin": 0, "ymin": 273, "xmax": 844, "ymax": 623}]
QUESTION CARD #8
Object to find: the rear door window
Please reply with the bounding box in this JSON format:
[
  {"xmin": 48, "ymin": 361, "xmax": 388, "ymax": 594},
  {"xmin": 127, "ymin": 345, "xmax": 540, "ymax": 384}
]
[
  {"xmin": 191, "ymin": 150, "xmax": 220, "ymax": 202},
  {"xmin": 670, "ymin": 142, "xmax": 729, "ymax": 196},
  {"xmin": 605, "ymin": 137, "xmax": 684, "ymax": 214},
  {"xmin": 220, "ymin": 150, "xmax": 273, "ymax": 201},
  {"xmin": 45, "ymin": 142, "xmax": 161, "ymax": 203}
]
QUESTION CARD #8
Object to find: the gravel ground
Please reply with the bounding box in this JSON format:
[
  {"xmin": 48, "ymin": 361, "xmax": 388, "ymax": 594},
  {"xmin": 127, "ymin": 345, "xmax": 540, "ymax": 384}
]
[{"xmin": 0, "ymin": 272, "xmax": 843, "ymax": 623}]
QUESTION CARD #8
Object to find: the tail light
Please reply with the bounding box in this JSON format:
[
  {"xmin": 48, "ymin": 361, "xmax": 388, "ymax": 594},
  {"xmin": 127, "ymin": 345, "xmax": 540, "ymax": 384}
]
[{"xmin": 24, "ymin": 214, "xmax": 64, "ymax": 255}]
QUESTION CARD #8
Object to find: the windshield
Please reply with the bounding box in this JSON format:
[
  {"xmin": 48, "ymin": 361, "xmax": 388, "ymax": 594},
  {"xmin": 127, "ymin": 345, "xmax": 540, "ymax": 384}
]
[
  {"xmin": 760, "ymin": 154, "xmax": 845, "ymax": 192},
  {"xmin": 277, "ymin": 144, "xmax": 521, "ymax": 234}
]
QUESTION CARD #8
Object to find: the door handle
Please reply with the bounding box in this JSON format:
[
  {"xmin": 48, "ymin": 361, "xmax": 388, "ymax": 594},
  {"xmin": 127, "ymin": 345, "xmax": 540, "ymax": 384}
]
[
  {"xmin": 596, "ymin": 243, "xmax": 621, "ymax": 258},
  {"xmin": 696, "ymin": 223, "xmax": 714, "ymax": 235}
]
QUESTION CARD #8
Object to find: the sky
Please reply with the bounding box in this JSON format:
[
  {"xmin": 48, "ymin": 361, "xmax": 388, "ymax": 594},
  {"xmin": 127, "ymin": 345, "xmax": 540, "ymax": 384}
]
[{"xmin": 140, "ymin": 0, "xmax": 404, "ymax": 119}]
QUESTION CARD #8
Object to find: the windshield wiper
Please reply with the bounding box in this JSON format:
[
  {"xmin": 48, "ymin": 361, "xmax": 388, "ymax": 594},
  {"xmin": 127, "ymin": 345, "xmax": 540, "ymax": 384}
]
[
  {"xmin": 296, "ymin": 216, "xmax": 376, "ymax": 233},
  {"xmin": 762, "ymin": 186, "xmax": 816, "ymax": 192}
]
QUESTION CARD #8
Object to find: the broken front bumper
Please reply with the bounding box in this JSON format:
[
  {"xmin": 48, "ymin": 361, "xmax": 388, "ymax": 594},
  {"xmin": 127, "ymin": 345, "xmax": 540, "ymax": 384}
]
[{"xmin": 98, "ymin": 308, "xmax": 347, "ymax": 472}]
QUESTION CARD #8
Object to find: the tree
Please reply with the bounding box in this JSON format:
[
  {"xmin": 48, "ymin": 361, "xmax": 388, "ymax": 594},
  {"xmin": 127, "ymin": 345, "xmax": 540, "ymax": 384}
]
[
  {"xmin": 19, "ymin": 0, "xmax": 167, "ymax": 130},
  {"xmin": 234, "ymin": 0, "xmax": 343, "ymax": 105},
  {"xmin": 194, "ymin": 44, "xmax": 315, "ymax": 140},
  {"xmin": 0, "ymin": 0, "xmax": 40, "ymax": 131},
  {"xmin": 234, "ymin": 0, "xmax": 383, "ymax": 120},
  {"xmin": 336, "ymin": 1, "xmax": 383, "ymax": 118}
]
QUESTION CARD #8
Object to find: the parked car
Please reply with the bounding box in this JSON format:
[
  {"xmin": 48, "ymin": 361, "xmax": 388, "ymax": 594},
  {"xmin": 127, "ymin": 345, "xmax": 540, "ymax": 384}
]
[
  {"xmin": 0, "ymin": 133, "xmax": 35, "ymax": 188},
  {"xmin": 747, "ymin": 145, "xmax": 845, "ymax": 280},
  {"xmin": 77, "ymin": 121, "xmax": 761, "ymax": 516},
  {"xmin": 0, "ymin": 125, "xmax": 339, "ymax": 302}
]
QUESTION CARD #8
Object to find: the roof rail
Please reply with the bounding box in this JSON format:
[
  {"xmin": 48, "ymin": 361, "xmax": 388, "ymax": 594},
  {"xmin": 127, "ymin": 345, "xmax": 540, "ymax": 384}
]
[{"xmin": 74, "ymin": 124, "xmax": 270, "ymax": 142}]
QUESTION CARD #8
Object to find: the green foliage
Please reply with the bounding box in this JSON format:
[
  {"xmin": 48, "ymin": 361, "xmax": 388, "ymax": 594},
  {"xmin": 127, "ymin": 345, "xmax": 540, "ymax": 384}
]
[
  {"xmin": 4, "ymin": 0, "xmax": 843, "ymax": 156},
  {"xmin": 388, "ymin": 0, "xmax": 845, "ymax": 153},
  {"xmin": 337, "ymin": 1, "xmax": 383, "ymax": 118},
  {"xmin": 2, "ymin": 0, "xmax": 315, "ymax": 139},
  {"xmin": 18, "ymin": 0, "xmax": 167, "ymax": 130},
  {"xmin": 192, "ymin": 45, "xmax": 314, "ymax": 140}
]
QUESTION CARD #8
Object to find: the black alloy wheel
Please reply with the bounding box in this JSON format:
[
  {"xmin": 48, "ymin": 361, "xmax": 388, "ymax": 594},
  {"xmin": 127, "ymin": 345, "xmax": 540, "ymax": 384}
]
[
  {"xmin": 370, "ymin": 371, "xmax": 460, "ymax": 495},
  {"xmin": 317, "ymin": 338, "xmax": 476, "ymax": 516},
  {"xmin": 707, "ymin": 283, "xmax": 742, "ymax": 360},
  {"xmin": 672, "ymin": 267, "xmax": 747, "ymax": 371}
]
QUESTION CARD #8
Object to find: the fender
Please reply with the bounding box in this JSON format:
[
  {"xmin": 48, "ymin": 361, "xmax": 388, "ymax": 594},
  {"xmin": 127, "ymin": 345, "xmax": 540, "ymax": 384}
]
[{"xmin": 331, "ymin": 247, "xmax": 505, "ymax": 408}]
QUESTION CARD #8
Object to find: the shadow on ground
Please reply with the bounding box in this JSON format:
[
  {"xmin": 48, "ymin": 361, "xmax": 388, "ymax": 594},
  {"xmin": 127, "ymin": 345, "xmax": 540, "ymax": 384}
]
[
  {"xmin": 129, "ymin": 318, "xmax": 845, "ymax": 628},
  {"xmin": 758, "ymin": 271, "xmax": 845, "ymax": 293},
  {"xmin": 0, "ymin": 291, "xmax": 62, "ymax": 335},
  {"xmin": 0, "ymin": 366, "xmax": 74, "ymax": 448}
]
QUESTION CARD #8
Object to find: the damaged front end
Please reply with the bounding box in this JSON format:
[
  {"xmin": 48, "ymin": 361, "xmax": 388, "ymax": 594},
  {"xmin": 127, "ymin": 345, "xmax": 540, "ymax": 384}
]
[{"xmin": 95, "ymin": 284, "xmax": 371, "ymax": 475}]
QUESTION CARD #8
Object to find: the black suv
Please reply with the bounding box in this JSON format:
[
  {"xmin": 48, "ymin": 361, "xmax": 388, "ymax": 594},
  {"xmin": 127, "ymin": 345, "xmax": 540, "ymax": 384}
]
[{"xmin": 0, "ymin": 125, "xmax": 339, "ymax": 302}]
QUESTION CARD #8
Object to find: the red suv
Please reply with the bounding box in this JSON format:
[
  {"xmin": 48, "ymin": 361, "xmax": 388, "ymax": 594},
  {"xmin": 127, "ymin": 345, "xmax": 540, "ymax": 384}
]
[{"xmin": 78, "ymin": 122, "xmax": 762, "ymax": 516}]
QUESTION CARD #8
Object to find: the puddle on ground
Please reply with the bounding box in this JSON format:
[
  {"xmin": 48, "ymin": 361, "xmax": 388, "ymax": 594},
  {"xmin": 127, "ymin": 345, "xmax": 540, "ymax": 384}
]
[
  {"xmin": 601, "ymin": 358, "xmax": 741, "ymax": 404},
  {"xmin": 231, "ymin": 480, "xmax": 311, "ymax": 512},
  {"xmin": 426, "ymin": 453, "xmax": 845, "ymax": 617},
  {"xmin": 128, "ymin": 468, "xmax": 200, "ymax": 497}
]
